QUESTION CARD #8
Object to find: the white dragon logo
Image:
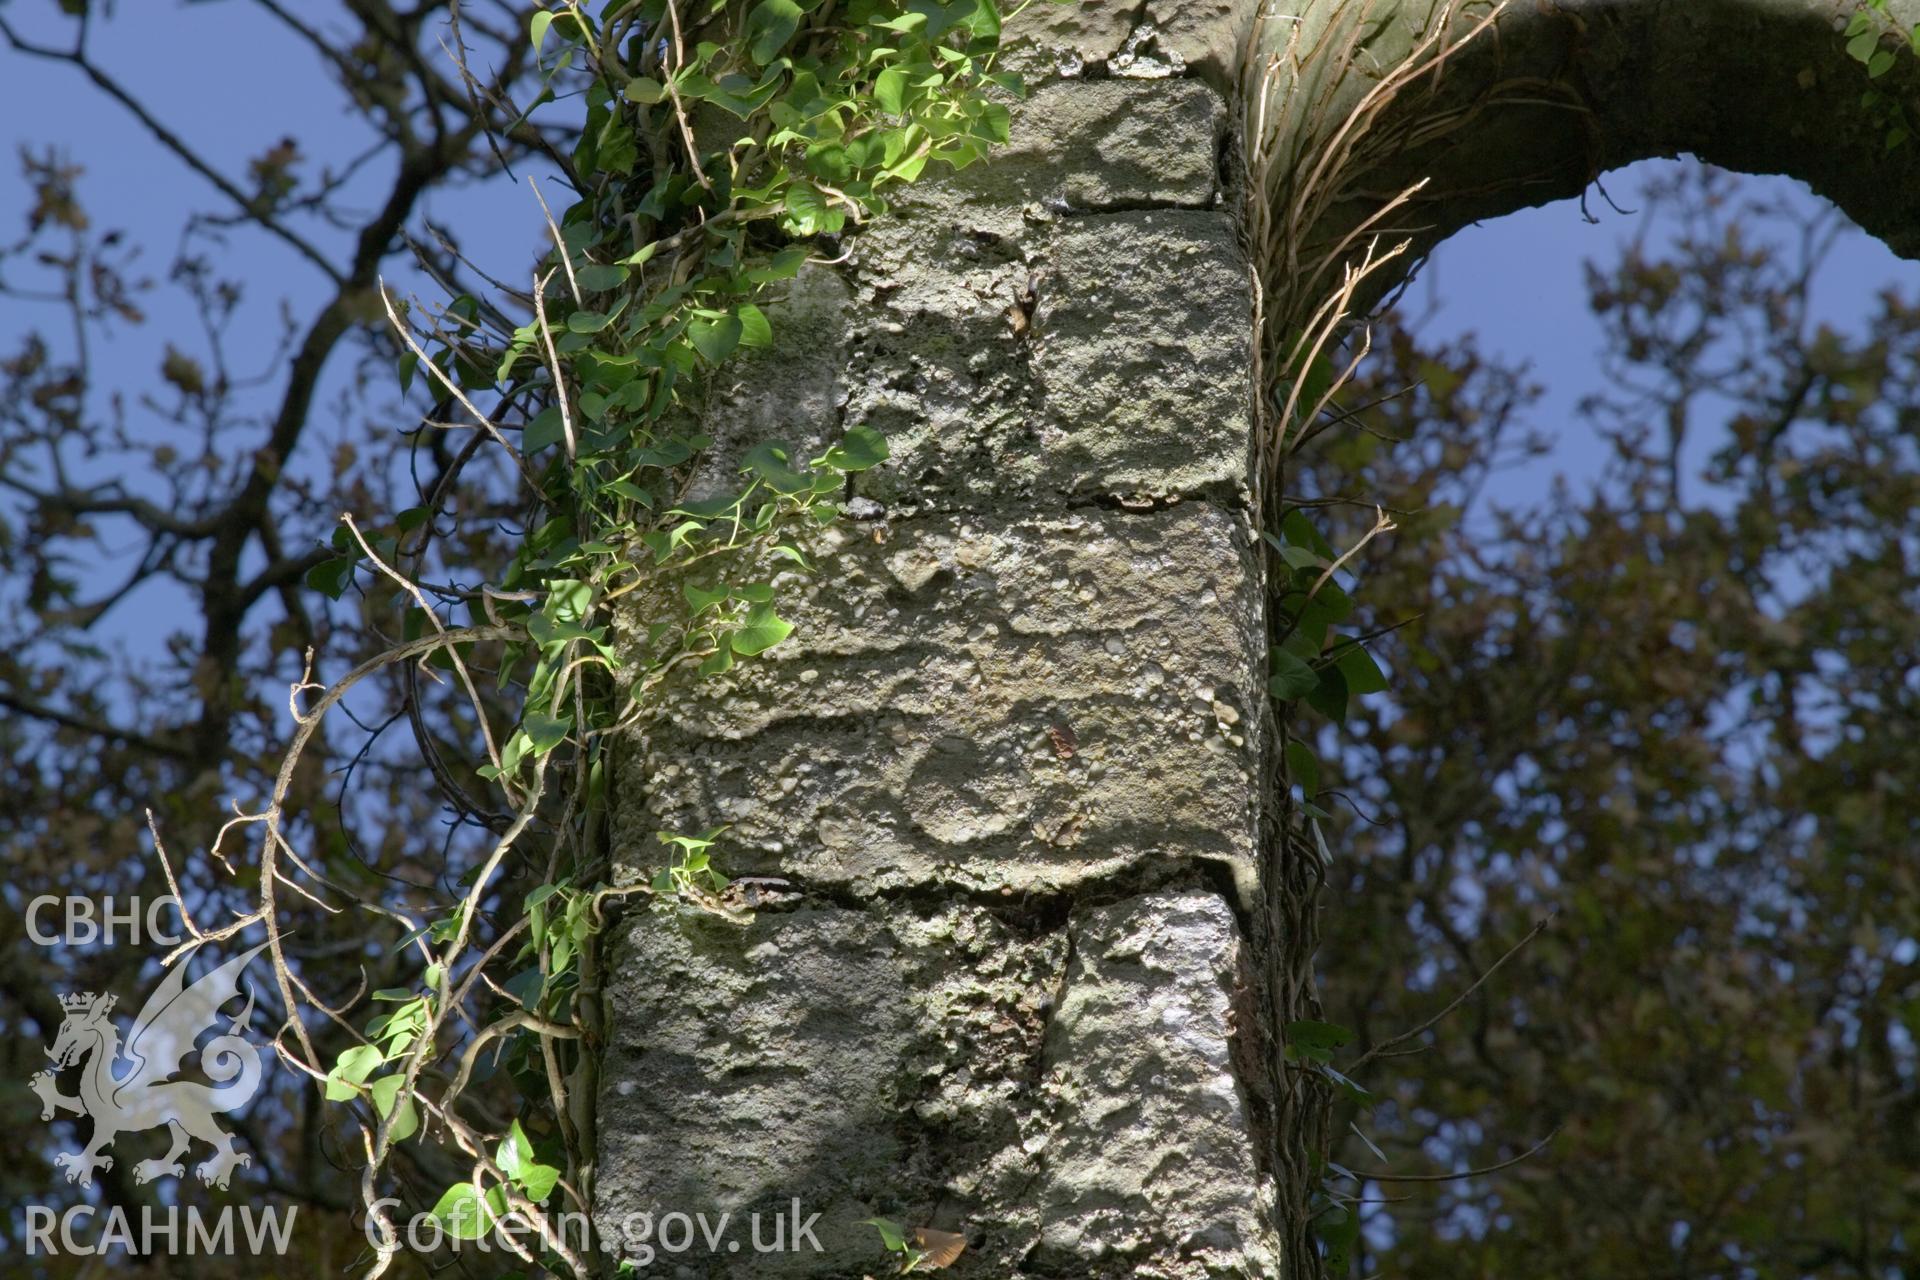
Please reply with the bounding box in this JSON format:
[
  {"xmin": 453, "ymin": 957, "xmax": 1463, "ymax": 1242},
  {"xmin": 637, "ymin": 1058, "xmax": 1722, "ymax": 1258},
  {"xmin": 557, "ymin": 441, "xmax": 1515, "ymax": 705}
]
[{"xmin": 29, "ymin": 941, "xmax": 267, "ymax": 1190}]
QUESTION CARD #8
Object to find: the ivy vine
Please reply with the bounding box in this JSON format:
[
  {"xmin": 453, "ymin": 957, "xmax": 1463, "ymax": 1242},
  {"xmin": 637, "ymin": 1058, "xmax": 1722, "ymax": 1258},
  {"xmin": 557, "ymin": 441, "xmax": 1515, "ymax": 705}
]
[{"xmin": 192, "ymin": 1, "xmax": 1051, "ymax": 1273}]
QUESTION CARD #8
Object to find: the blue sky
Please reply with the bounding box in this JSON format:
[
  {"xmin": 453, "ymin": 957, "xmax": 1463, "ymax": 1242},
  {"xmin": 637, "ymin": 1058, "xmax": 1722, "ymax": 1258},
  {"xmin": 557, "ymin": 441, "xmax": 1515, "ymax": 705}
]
[
  {"xmin": 0, "ymin": 1, "xmax": 523, "ymax": 385},
  {"xmin": 1408, "ymin": 162, "xmax": 1920, "ymax": 500},
  {"xmin": 0, "ymin": 1, "xmax": 545, "ymax": 661}
]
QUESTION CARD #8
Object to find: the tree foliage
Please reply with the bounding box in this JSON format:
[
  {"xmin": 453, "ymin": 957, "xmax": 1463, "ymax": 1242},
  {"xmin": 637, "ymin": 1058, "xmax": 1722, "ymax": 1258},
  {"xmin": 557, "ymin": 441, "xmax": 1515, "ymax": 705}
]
[
  {"xmin": 1310, "ymin": 165, "xmax": 1920, "ymax": 1278},
  {"xmin": 0, "ymin": 1, "xmax": 1034, "ymax": 1275},
  {"xmin": 0, "ymin": 4, "xmax": 557, "ymax": 1269}
]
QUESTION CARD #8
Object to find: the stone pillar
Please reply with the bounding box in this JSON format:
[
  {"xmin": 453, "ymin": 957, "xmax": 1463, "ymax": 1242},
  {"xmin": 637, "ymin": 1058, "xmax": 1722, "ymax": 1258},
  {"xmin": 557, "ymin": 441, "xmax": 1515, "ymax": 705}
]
[{"xmin": 596, "ymin": 21, "xmax": 1279, "ymax": 1278}]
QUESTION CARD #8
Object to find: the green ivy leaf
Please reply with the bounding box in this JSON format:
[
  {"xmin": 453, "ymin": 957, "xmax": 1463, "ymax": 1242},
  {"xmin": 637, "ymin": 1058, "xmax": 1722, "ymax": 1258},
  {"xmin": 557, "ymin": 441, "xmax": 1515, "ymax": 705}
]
[
  {"xmin": 1286, "ymin": 1019, "xmax": 1354, "ymax": 1064},
  {"xmin": 745, "ymin": 0, "xmax": 803, "ymax": 64},
  {"xmin": 747, "ymin": 245, "xmax": 810, "ymax": 283},
  {"xmin": 606, "ymin": 479, "xmax": 654, "ymax": 507},
  {"xmin": 978, "ymin": 102, "xmax": 1012, "ymax": 143},
  {"xmin": 497, "ymin": 1119, "xmax": 562, "ymax": 1203},
  {"xmin": 324, "ymin": 1044, "xmax": 384, "ymax": 1101},
  {"xmin": 518, "ymin": 1160, "xmax": 561, "ymax": 1203},
  {"xmin": 575, "ymin": 263, "xmax": 629, "ymax": 291},
  {"xmin": 523, "ymin": 406, "xmax": 566, "ymax": 454},
  {"xmin": 782, "ymin": 183, "xmax": 844, "ymax": 236},
  {"xmin": 689, "ymin": 314, "xmax": 743, "ymax": 364},
  {"xmin": 1282, "ymin": 508, "xmax": 1338, "ymax": 560},
  {"xmin": 1333, "ymin": 643, "xmax": 1388, "ymax": 695},
  {"xmin": 874, "ymin": 66, "xmax": 908, "ymax": 115},
  {"xmin": 503, "ymin": 966, "xmax": 544, "ymax": 1010},
  {"xmin": 862, "ymin": 1217, "xmax": 910, "ymax": 1252},
  {"xmin": 683, "ymin": 582, "xmax": 732, "ymax": 614},
  {"xmin": 567, "ymin": 309, "xmax": 613, "ymax": 334},
  {"xmin": 818, "ymin": 424, "xmax": 889, "ymax": 471},
  {"xmin": 1286, "ymin": 740, "xmax": 1320, "ymax": 796},
  {"xmin": 737, "ymin": 303, "xmax": 773, "ymax": 348},
  {"xmin": 367, "ymin": 1075, "xmax": 420, "ymax": 1142},
  {"xmin": 744, "ymin": 441, "xmax": 813, "ymax": 494},
  {"xmin": 430, "ymin": 1182, "xmax": 496, "ymax": 1241},
  {"xmin": 1269, "ymin": 649, "xmax": 1319, "ymax": 701},
  {"xmin": 496, "ymin": 1119, "xmax": 537, "ymax": 1182},
  {"xmin": 731, "ymin": 602, "xmax": 794, "ymax": 656},
  {"xmin": 1308, "ymin": 662, "xmax": 1349, "ymax": 723},
  {"xmin": 305, "ymin": 556, "xmax": 358, "ymax": 601},
  {"xmin": 523, "ymin": 712, "xmax": 570, "ymax": 755}
]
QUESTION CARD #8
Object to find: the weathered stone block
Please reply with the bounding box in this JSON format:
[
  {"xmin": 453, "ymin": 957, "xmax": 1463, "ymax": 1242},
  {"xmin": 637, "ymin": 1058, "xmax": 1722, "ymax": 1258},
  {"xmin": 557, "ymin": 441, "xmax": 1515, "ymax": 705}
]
[
  {"xmin": 596, "ymin": 900, "xmax": 1067, "ymax": 1275},
  {"xmin": 938, "ymin": 79, "xmax": 1227, "ymax": 213},
  {"xmin": 595, "ymin": 907, "xmax": 917, "ymax": 1274},
  {"xmin": 1029, "ymin": 209, "xmax": 1253, "ymax": 497},
  {"xmin": 686, "ymin": 79, "xmax": 1241, "ymax": 510},
  {"xmin": 622, "ymin": 504, "xmax": 1262, "ymax": 900},
  {"xmin": 1144, "ymin": 0, "xmax": 1251, "ymax": 86},
  {"xmin": 1001, "ymin": 0, "xmax": 1142, "ymax": 71},
  {"xmin": 825, "ymin": 204, "xmax": 1253, "ymax": 505},
  {"xmin": 1029, "ymin": 891, "xmax": 1279, "ymax": 1276}
]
